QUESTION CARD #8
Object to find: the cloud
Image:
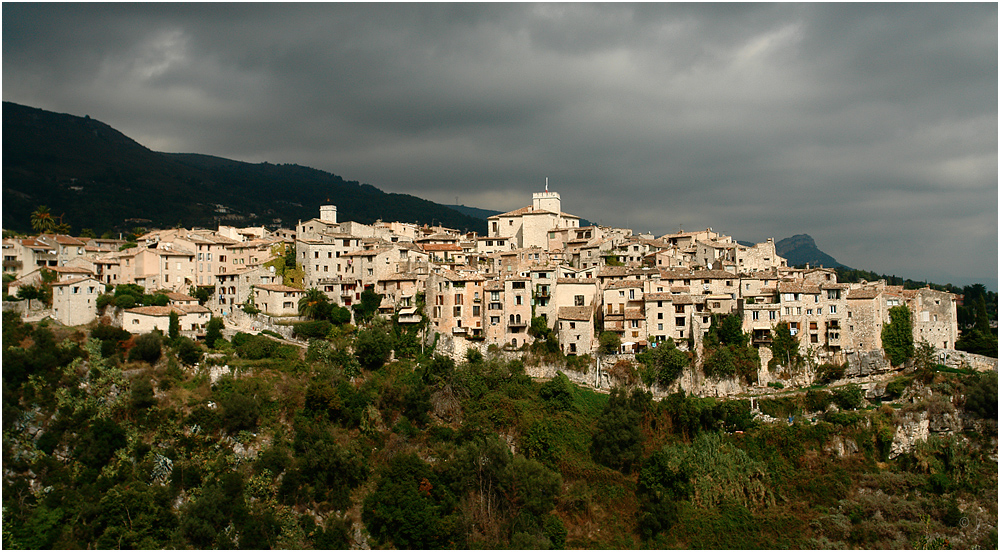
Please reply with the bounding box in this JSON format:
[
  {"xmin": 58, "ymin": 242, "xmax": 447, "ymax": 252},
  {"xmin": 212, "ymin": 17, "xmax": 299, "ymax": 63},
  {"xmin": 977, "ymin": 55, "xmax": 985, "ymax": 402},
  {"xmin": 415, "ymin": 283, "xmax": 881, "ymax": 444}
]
[{"xmin": 3, "ymin": 3, "xmax": 996, "ymax": 287}]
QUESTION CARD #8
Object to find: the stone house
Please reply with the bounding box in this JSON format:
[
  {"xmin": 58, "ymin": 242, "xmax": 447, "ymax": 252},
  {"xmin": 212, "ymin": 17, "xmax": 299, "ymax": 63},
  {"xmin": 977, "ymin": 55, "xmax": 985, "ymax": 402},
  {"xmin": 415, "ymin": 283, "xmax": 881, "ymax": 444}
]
[
  {"xmin": 426, "ymin": 270, "xmax": 486, "ymax": 340},
  {"xmin": 487, "ymin": 190, "xmax": 581, "ymax": 249},
  {"xmin": 123, "ymin": 304, "xmax": 211, "ymax": 335},
  {"xmin": 214, "ymin": 266, "xmax": 283, "ymax": 315},
  {"xmin": 253, "ymin": 284, "xmax": 305, "ymax": 317},
  {"xmin": 51, "ymin": 276, "xmax": 102, "ymax": 326},
  {"xmin": 557, "ymin": 306, "xmax": 595, "ymax": 356}
]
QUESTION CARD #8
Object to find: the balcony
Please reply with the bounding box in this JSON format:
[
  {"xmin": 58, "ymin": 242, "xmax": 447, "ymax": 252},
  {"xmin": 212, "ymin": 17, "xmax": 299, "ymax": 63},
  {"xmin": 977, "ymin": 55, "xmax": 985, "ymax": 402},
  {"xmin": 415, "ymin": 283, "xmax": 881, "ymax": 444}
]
[
  {"xmin": 508, "ymin": 319, "xmax": 528, "ymax": 328},
  {"xmin": 452, "ymin": 326, "xmax": 468, "ymax": 334}
]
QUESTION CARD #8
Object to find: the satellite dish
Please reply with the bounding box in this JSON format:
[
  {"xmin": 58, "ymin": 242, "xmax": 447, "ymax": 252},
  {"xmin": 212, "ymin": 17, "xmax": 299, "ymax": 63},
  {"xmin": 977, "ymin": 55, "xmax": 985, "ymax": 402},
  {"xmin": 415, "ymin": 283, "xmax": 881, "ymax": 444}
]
[{"xmin": 269, "ymin": 266, "xmax": 276, "ymax": 273}]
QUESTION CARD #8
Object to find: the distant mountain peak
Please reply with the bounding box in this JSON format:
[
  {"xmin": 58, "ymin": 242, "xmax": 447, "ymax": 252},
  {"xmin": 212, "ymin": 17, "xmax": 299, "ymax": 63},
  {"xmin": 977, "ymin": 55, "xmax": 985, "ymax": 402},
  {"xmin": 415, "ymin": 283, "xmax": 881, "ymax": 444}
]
[{"xmin": 775, "ymin": 234, "xmax": 846, "ymax": 269}]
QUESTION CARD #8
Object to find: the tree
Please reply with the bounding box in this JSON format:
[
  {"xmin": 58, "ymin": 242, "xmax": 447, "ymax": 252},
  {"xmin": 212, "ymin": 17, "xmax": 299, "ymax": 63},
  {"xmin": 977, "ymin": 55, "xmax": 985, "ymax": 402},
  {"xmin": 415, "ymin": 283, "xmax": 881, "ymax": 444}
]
[
  {"xmin": 882, "ymin": 305, "xmax": 914, "ymax": 366},
  {"xmin": 768, "ymin": 322, "xmax": 800, "ymax": 370},
  {"xmin": 599, "ymin": 331, "xmax": 621, "ymax": 355},
  {"xmin": 30, "ymin": 205, "xmax": 55, "ymax": 234},
  {"xmin": 352, "ymin": 287, "xmax": 383, "ymax": 325},
  {"xmin": 168, "ymin": 311, "xmax": 180, "ymax": 341},
  {"xmin": 129, "ymin": 331, "xmax": 163, "ymax": 364},
  {"xmin": 205, "ymin": 317, "xmax": 224, "ymax": 348},
  {"xmin": 283, "ymin": 243, "xmax": 297, "ymax": 271},
  {"xmin": 354, "ymin": 324, "xmax": 392, "ymax": 370},
  {"xmin": 299, "ymin": 288, "xmax": 331, "ymax": 320},
  {"xmin": 591, "ymin": 387, "xmax": 646, "ymax": 473},
  {"xmin": 637, "ymin": 339, "xmax": 690, "ymax": 387}
]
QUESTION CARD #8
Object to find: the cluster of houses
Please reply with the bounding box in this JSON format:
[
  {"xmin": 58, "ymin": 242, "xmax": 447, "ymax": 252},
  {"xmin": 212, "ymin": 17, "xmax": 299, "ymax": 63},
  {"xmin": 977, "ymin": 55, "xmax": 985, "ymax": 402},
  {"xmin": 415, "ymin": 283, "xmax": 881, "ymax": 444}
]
[{"xmin": 3, "ymin": 188, "xmax": 959, "ymax": 365}]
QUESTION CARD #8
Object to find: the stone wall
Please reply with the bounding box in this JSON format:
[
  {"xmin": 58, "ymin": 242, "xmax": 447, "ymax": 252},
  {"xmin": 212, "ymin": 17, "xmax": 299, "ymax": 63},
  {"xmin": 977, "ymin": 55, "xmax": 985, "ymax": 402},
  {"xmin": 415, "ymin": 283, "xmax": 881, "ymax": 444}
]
[{"xmin": 935, "ymin": 348, "xmax": 998, "ymax": 372}]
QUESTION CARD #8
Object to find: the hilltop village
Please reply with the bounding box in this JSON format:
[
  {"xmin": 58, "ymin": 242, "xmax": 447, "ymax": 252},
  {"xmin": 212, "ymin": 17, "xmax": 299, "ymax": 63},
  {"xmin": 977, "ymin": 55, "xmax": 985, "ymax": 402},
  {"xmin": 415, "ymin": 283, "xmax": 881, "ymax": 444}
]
[{"xmin": 4, "ymin": 188, "xmax": 966, "ymax": 385}]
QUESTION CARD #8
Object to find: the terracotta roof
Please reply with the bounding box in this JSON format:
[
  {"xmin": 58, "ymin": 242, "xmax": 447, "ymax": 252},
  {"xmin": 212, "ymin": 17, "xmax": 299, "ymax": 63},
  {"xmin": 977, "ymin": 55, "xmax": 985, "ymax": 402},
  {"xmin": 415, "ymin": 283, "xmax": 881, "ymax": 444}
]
[
  {"xmin": 420, "ymin": 243, "xmax": 463, "ymax": 252},
  {"xmin": 382, "ymin": 272, "xmax": 421, "ymax": 281},
  {"xmin": 604, "ymin": 319, "xmax": 625, "ymax": 331},
  {"xmin": 489, "ymin": 205, "xmax": 541, "ymax": 218},
  {"xmin": 777, "ymin": 281, "xmax": 821, "ymax": 294},
  {"xmin": 625, "ymin": 309, "xmax": 645, "ymax": 320},
  {"xmin": 175, "ymin": 304, "xmax": 211, "ymax": 314},
  {"xmin": 165, "ymin": 292, "xmax": 198, "ymax": 302},
  {"xmin": 50, "ymin": 277, "xmax": 100, "ymax": 287},
  {"xmin": 644, "ymin": 293, "xmax": 673, "ymax": 301},
  {"xmin": 847, "ymin": 289, "xmax": 880, "ymax": 300},
  {"xmin": 256, "ymin": 284, "xmax": 304, "ymax": 293},
  {"xmin": 50, "ymin": 266, "xmax": 93, "ymax": 274},
  {"xmin": 41, "ymin": 234, "xmax": 87, "ymax": 246},
  {"xmin": 556, "ymin": 277, "xmax": 597, "ymax": 285},
  {"xmin": 605, "ymin": 280, "xmax": 643, "ymax": 289},
  {"xmin": 485, "ymin": 281, "xmax": 504, "ymax": 291},
  {"xmin": 558, "ymin": 306, "xmax": 593, "ymax": 321},
  {"xmin": 125, "ymin": 306, "xmax": 175, "ymax": 316}
]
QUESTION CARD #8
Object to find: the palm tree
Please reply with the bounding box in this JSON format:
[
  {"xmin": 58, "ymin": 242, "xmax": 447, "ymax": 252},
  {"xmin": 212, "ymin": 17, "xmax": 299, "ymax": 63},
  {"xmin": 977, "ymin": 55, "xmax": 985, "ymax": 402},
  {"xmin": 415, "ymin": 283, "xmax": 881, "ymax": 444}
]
[
  {"xmin": 298, "ymin": 288, "xmax": 330, "ymax": 320},
  {"xmin": 30, "ymin": 206, "xmax": 55, "ymax": 234}
]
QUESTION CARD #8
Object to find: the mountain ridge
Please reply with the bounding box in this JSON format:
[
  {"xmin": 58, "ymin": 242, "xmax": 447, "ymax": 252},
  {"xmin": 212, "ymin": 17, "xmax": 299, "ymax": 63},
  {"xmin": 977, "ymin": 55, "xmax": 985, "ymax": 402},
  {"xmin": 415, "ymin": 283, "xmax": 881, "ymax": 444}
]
[{"xmin": 2, "ymin": 101, "xmax": 487, "ymax": 234}]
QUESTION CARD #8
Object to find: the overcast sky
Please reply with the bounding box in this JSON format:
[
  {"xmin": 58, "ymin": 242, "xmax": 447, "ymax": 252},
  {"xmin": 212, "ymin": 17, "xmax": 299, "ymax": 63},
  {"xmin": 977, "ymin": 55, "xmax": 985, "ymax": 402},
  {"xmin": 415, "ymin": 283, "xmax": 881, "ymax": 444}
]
[{"xmin": 4, "ymin": 3, "xmax": 997, "ymax": 288}]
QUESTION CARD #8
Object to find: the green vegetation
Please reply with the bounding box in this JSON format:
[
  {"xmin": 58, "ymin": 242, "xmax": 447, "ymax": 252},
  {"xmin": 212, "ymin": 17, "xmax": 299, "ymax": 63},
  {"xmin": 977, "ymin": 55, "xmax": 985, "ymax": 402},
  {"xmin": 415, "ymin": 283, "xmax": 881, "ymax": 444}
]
[
  {"xmin": 2, "ymin": 310, "xmax": 996, "ymax": 550},
  {"xmin": 882, "ymin": 305, "xmax": 915, "ymax": 366}
]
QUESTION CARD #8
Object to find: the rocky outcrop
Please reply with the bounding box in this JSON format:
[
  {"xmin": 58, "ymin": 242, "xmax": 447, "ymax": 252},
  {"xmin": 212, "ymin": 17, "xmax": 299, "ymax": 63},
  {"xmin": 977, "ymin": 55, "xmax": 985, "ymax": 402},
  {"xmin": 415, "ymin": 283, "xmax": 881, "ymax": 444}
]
[{"xmin": 844, "ymin": 350, "xmax": 891, "ymax": 378}]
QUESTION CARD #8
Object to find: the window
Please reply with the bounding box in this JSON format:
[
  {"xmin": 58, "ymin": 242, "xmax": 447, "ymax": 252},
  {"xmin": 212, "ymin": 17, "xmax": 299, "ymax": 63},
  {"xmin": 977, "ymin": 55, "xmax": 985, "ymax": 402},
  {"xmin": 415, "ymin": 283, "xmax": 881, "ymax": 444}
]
[
  {"xmin": 658, "ymin": 312, "xmax": 663, "ymax": 319},
  {"xmin": 569, "ymin": 322, "xmax": 576, "ymax": 329},
  {"xmin": 752, "ymin": 311, "xmax": 759, "ymax": 320},
  {"xmin": 455, "ymin": 293, "xmax": 463, "ymax": 304},
  {"xmin": 830, "ymin": 305, "xmax": 837, "ymax": 314},
  {"xmin": 817, "ymin": 308, "xmax": 822, "ymax": 315},
  {"xmin": 675, "ymin": 304, "xmax": 685, "ymax": 313},
  {"xmin": 769, "ymin": 311, "xmax": 776, "ymax": 320},
  {"xmin": 807, "ymin": 309, "xmax": 813, "ymax": 315},
  {"xmin": 491, "ymin": 291, "xmax": 500, "ymax": 301},
  {"xmin": 810, "ymin": 333, "xmax": 819, "ymax": 343},
  {"xmin": 631, "ymin": 319, "xmax": 640, "ymax": 328},
  {"xmin": 516, "ymin": 295, "xmax": 522, "ymax": 305},
  {"xmin": 676, "ymin": 317, "xmax": 685, "ymax": 326},
  {"xmin": 657, "ymin": 323, "xmax": 663, "ymax": 330},
  {"xmin": 574, "ymin": 295, "xmax": 584, "ymax": 306}
]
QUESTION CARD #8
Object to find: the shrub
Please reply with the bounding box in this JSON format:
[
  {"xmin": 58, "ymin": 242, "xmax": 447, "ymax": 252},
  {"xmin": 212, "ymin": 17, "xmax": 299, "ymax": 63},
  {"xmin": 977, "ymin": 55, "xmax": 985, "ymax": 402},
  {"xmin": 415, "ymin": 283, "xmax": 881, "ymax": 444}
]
[
  {"xmin": 129, "ymin": 332, "xmax": 163, "ymax": 364},
  {"xmin": 964, "ymin": 371, "xmax": 998, "ymax": 419},
  {"xmin": 219, "ymin": 392, "xmax": 261, "ymax": 433},
  {"xmin": 130, "ymin": 377, "xmax": 157, "ymax": 410},
  {"xmin": 767, "ymin": 381, "xmax": 784, "ymax": 389},
  {"xmin": 204, "ymin": 317, "xmax": 224, "ymax": 349},
  {"xmin": 538, "ymin": 371, "xmax": 574, "ymax": 411},
  {"xmin": 599, "ymin": 331, "xmax": 621, "ymax": 354},
  {"xmin": 804, "ymin": 389, "xmax": 833, "ymax": 412},
  {"xmin": 174, "ymin": 337, "xmax": 203, "ymax": 366},
  {"xmin": 293, "ymin": 320, "xmax": 332, "ymax": 339},
  {"xmin": 832, "ymin": 384, "xmax": 864, "ymax": 410},
  {"xmin": 816, "ymin": 362, "xmax": 846, "ymax": 383},
  {"xmin": 354, "ymin": 326, "xmax": 392, "ymax": 370}
]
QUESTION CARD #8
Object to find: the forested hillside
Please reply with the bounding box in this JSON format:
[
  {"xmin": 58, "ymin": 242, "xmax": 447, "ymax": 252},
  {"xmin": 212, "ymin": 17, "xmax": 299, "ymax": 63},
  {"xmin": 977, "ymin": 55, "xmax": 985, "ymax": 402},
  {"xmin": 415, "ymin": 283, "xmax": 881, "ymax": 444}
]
[
  {"xmin": 3, "ymin": 310, "xmax": 996, "ymax": 549},
  {"xmin": 2, "ymin": 102, "xmax": 486, "ymax": 235}
]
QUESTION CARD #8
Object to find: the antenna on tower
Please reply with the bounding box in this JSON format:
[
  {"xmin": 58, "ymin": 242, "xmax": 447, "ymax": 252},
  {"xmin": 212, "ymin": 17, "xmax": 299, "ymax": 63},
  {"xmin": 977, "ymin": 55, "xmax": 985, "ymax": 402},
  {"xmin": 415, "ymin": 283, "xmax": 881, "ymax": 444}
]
[{"xmin": 545, "ymin": 177, "xmax": 548, "ymax": 192}]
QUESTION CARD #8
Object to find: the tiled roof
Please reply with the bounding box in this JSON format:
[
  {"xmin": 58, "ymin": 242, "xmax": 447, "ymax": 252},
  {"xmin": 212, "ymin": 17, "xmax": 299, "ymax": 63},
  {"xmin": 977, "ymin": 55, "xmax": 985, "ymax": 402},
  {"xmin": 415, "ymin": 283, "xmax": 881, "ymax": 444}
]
[
  {"xmin": 556, "ymin": 277, "xmax": 597, "ymax": 285},
  {"xmin": 125, "ymin": 306, "xmax": 174, "ymax": 316},
  {"xmin": 165, "ymin": 292, "xmax": 198, "ymax": 302},
  {"xmin": 847, "ymin": 289, "xmax": 880, "ymax": 300},
  {"xmin": 558, "ymin": 306, "xmax": 593, "ymax": 321},
  {"xmin": 625, "ymin": 309, "xmax": 645, "ymax": 319},
  {"xmin": 777, "ymin": 281, "xmax": 821, "ymax": 294},
  {"xmin": 256, "ymin": 284, "xmax": 304, "ymax": 293},
  {"xmin": 50, "ymin": 266, "xmax": 93, "ymax": 274},
  {"xmin": 420, "ymin": 243, "xmax": 463, "ymax": 252},
  {"xmin": 644, "ymin": 293, "xmax": 673, "ymax": 301},
  {"xmin": 50, "ymin": 277, "xmax": 99, "ymax": 287}
]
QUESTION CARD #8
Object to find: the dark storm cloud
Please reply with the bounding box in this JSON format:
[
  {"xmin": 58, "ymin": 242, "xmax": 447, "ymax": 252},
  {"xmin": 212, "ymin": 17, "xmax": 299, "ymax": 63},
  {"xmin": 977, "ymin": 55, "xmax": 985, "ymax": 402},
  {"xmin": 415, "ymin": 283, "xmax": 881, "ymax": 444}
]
[{"xmin": 4, "ymin": 3, "xmax": 996, "ymax": 287}]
